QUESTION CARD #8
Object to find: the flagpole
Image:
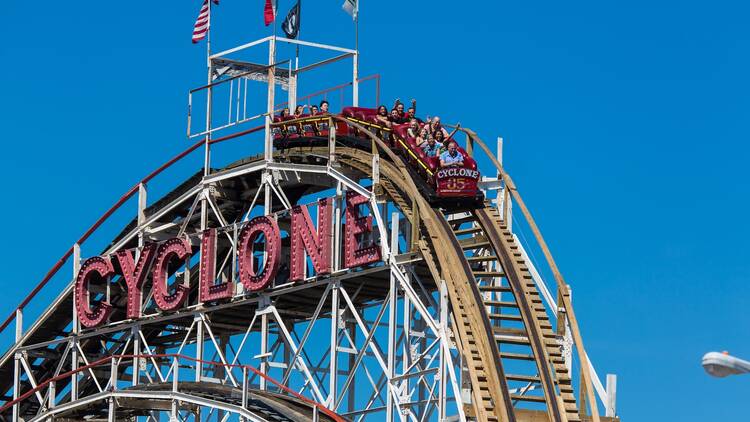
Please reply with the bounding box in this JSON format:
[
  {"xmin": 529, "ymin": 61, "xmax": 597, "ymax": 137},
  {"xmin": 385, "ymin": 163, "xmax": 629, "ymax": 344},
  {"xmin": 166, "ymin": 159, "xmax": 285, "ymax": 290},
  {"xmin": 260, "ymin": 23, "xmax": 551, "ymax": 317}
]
[
  {"xmin": 295, "ymin": 0, "xmax": 300, "ymax": 71},
  {"xmin": 204, "ymin": 0, "xmax": 213, "ymax": 178},
  {"xmin": 355, "ymin": 3, "xmax": 359, "ymax": 53},
  {"xmin": 295, "ymin": 1, "xmax": 300, "ymax": 111},
  {"xmin": 265, "ymin": 1, "xmax": 277, "ymax": 163},
  {"xmin": 353, "ymin": 2, "xmax": 359, "ymax": 106},
  {"xmin": 273, "ymin": 0, "xmax": 278, "ymax": 42},
  {"xmin": 206, "ymin": 0, "xmax": 212, "ymax": 67},
  {"xmin": 201, "ymin": 0, "xmax": 214, "ymax": 238}
]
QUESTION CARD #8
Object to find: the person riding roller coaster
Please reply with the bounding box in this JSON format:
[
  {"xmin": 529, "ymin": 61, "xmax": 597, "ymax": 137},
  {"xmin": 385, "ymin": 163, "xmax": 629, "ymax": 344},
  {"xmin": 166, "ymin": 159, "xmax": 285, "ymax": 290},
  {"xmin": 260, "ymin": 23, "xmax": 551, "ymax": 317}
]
[
  {"xmin": 294, "ymin": 105, "xmax": 306, "ymax": 118},
  {"xmin": 389, "ymin": 108, "xmax": 405, "ymax": 125},
  {"xmin": 433, "ymin": 130, "xmax": 447, "ymax": 152},
  {"xmin": 440, "ymin": 141, "xmax": 464, "ymax": 168},
  {"xmin": 407, "ymin": 118, "xmax": 420, "ymax": 138},
  {"xmin": 415, "ymin": 125, "xmax": 430, "ymax": 147},
  {"xmin": 298, "ymin": 100, "xmax": 482, "ymax": 203},
  {"xmin": 375, "ymin": 105, "xmax": 392, "ymax": 128},
  {"xmin": 427, "ymin": 116, "xmax": 449, "ymax": 139},
  {"xmin": 422, "ymin": 134, "xmax": 440, "ymax": 158},
  {"xmin": 314, "ymin": 100, "xmax": 331, "ymax": 134},
  {"xmin": 393, "ymin": 98, "xmax": 417, "ymax": 123}
]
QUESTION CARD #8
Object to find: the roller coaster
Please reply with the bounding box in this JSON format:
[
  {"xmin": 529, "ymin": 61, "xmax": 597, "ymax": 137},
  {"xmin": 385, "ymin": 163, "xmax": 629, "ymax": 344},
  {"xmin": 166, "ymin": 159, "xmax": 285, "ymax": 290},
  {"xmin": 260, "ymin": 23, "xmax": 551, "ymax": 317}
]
[{"xmin": 0, "ymin": 34, "xmax": 620, "ymax": 422}]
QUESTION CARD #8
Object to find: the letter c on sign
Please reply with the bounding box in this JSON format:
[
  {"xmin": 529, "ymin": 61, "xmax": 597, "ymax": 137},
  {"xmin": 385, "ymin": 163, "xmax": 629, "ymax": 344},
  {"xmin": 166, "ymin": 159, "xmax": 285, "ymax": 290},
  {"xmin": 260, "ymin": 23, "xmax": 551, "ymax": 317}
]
[
  {"xmin": 238, "ymin": 216, "xmax": 281, "ymax": 292},
  {"xmin": 75, "ymin": 256, "xmax": 114, "ymax": 328},
  {"xmin": 152, "ymin": 237, "xmax": 192, "ymax": 311}
]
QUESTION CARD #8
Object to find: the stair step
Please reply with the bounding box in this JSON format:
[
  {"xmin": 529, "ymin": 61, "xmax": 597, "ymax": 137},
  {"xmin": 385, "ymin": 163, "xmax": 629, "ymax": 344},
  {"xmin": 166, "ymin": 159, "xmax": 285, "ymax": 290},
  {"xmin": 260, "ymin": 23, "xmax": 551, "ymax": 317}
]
[
  {"xmin": 454, "ymin": 226, "xmax": 483, "ymax": 236},
  {"xmin": 500, "ymin": 352, "xmax": 536, "ymax": 361},
  {"xmin": 505, "ymin": 374, "xmax": 540, "ymax": 383},
  {"xmin": 493, "ymin": 327, "xmax": 527, "ymax": 337},
  {"xmin": 564, "ymin": 402, "xmax": 580, "ymax": 411},
  {"xmin": 446, "ymin": 214, "xmax": 476, "ymax": 225},
  {"xmin": 488, "ymin": 313, "xmax": 524, "ymax": 322},
  {"xmin": 495, "ymin": 334, "xmax": 530, "ymax": 345},
  {"xmin": 479, "ymin": 285, "xmax": 512, "ymax": 293},
  {"xmin": 462, "ymin": 240, "xmax": 490, "ymax": 250},
  {"xmin": 510, "ymin": 394, "xmax": 546, "ymax": 403},
  {"xmin": 473, "ymin": 271, "xmax": 505, "ymax": 278},
  {"xmin": 467, "ymin": 255, "xmax": 498, "ymax": 262},
  {"xmin": 559, "ymin": 385, "xmax": 574, "ymax": 394},
  {"xmin": 484, "ymin": 300, "xmax": 518, "ymax": 309}
]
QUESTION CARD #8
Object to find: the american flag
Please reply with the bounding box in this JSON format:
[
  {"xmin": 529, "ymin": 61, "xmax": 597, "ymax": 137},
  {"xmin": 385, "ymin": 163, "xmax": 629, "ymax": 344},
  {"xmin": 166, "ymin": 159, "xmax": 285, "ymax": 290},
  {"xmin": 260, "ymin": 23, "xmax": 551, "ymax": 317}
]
[{"xmin": 192, "ymin": 0, "xmax": 219, "ymax": 44}]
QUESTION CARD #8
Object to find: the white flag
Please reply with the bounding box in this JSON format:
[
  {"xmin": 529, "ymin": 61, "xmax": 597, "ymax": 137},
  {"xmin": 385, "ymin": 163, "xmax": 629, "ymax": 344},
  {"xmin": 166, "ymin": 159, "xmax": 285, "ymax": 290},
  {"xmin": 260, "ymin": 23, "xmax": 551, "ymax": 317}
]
[{"xmin": 342, "ymin": 0, "xmax": 357, "ymax": 20}]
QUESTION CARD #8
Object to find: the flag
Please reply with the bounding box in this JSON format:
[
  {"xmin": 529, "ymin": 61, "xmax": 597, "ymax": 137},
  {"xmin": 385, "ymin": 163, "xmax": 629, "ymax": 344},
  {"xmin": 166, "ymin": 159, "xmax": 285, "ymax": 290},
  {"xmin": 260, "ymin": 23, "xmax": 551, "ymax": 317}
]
[
  {"xmin": 282, "ymin": 1, "xmax": 301, "ymax": 39},
  {"xmin": 342, "ymin": 0, "xmax": 357, "ymax": 20},
  {"xmin": 264, "ymin": 0, "xmax": 276, "ymax": 26},
  {"xmin": 192, "ymin": 0, "xmax": 219, "ymax": 44}
]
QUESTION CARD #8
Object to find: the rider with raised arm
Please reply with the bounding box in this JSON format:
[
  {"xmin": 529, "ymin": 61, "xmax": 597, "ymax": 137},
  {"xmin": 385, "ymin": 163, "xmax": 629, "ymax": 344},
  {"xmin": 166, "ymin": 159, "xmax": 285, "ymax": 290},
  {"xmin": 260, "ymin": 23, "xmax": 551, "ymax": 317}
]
[
  {"xmin": 406, "ymin": 99, "xmax": 417, "ymax": 119},
  {"xmin": 294, "ymin": 105, "xmax": 306, "ymax": 118},
  {"xmin": 428, "ymin": 116, "xmax": 450, "ymax": 138},
  {"xmin": 388, "ymin": 99, "xmax": 413, "ymax": 124}
]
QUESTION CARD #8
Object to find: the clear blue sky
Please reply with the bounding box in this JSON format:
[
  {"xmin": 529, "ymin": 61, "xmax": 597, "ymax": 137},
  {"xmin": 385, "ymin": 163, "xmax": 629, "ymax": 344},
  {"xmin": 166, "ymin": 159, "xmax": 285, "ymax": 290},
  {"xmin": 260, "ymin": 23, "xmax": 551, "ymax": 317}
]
[{"xmin": 2, "ymin": 1, "xmax": 749, "ymax": 420}]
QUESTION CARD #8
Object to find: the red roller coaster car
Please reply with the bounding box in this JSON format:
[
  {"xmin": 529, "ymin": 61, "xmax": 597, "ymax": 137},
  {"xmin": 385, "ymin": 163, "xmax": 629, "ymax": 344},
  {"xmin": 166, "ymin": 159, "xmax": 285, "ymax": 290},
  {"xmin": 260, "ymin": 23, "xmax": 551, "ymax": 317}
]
[
  {"xmin": 272, "ymin": 106, "xmax": 482, "ymax": 206},
  {"xmin": 343, "ymin": 107, "xmax": 481, "ymax": 203}
]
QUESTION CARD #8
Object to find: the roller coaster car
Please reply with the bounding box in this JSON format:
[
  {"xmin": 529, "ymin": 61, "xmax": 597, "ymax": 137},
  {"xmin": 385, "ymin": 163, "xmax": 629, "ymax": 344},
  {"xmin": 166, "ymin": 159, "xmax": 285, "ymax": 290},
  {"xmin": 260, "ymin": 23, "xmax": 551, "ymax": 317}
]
[
  {"xmin": 342, "ymin": 107, "xmax": 483, "ymax": 207},
  {"xmin": 273, "ymin": 106, "xmax": 483, "ymax": 207}
]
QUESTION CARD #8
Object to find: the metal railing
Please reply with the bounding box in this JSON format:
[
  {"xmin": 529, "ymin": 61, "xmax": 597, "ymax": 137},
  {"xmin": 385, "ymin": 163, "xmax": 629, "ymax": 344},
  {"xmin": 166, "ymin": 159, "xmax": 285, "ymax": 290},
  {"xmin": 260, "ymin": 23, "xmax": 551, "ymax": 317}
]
[{"xmin": 189, "ymin": 73, "xmax": 380, "ymax": 139}]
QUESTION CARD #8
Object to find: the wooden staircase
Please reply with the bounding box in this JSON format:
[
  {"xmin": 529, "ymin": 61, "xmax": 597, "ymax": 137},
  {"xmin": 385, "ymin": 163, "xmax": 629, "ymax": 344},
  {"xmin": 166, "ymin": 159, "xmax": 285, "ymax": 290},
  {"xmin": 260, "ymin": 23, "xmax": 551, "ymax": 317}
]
[{"xmin": 440, "ymin": 204, "xmax": 582, "ymax": 422}]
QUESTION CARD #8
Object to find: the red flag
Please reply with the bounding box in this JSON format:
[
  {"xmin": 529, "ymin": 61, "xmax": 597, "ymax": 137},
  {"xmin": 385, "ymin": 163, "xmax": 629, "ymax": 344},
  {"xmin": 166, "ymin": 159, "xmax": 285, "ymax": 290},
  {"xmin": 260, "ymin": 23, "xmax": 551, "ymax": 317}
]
[{"xmin": 264, "ymin": 0, "xmax": 275, "ymax": 26}]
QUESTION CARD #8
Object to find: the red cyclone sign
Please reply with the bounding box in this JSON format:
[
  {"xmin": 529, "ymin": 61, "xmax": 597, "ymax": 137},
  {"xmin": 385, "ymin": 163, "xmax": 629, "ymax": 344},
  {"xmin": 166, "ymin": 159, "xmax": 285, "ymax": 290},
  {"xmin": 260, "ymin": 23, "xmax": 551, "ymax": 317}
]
[
  {"xmin": 435, "ymin": 168, "xmax": 480, "ymax": 179},
  {"xmin": 435, "ymin": 167, "xmax": 480, "ymax": 197},
  {"xmin": 74, "ymin": 193, "xmax": 381, "ymax": 328}
]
